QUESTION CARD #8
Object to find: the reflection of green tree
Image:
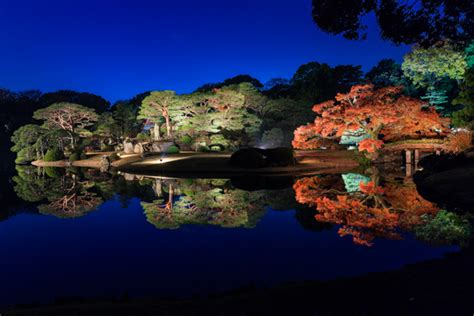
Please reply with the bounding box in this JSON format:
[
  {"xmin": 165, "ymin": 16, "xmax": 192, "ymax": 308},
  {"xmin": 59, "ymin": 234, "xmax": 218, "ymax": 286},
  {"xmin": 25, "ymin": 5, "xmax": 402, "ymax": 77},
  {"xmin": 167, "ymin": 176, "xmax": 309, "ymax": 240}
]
[
  {"xmin": 38, "ymin": 191, "xmax": 102, "ymax": 219},
  {"xmin": 13, "ymin": 166, "xmax": 60, "ymax": 202},
  {"xmin": 142, "ymin": 179, "xmax": 271, "ymax": 229},
  {"xmin": 415, "ymin": 210, "xmax": 471, "ymax": 247},
  {"xmin": 87, "ymin": 171, "xmax": 155, "ymax": 207},
  {"xmin": 13, "ymin": 166, "xmax": 102, "ymax": 218}
]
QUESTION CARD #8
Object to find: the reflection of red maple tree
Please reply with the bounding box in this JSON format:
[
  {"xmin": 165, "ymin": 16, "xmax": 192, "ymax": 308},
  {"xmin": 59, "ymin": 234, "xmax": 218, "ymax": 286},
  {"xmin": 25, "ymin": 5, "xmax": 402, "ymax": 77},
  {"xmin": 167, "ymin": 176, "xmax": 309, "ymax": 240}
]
[
  {"xmin": 294, "ymin": 175, "xmax": 440, "ymax": 246},
  {"xmin": 292, "ymin": 85, "xmax": 450, "ymax": 154}
]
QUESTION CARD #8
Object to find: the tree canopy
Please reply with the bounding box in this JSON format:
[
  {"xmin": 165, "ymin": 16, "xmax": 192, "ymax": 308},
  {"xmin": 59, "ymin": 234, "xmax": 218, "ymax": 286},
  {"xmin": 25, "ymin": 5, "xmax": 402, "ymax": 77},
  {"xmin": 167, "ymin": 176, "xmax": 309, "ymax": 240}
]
[
  {"xmin": 311, "ymin": 0, "xmax": 474, "ymax": 46},
  {"xmin": 292, "ymin": 84, "xmax": 450, "ymax": 156},
  {"xmin": 194, "ymin": 74, "xmax": 263, "ymax": 93}
]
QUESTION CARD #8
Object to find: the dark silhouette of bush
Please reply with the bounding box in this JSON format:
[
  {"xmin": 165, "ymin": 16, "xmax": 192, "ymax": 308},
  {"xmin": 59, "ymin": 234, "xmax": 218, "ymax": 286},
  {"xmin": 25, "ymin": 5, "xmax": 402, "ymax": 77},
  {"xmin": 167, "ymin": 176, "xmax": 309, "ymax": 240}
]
[
  {"xmin": 230, "ymin": 147, "xmax": 294, "ymax": 168},
  {"xmin": 230, "ymin": 148, "xmax": 267, "ymax": 168},
  {"xmin": 264, "ymin": 147, "xmax": 295, "ymax": 167}
]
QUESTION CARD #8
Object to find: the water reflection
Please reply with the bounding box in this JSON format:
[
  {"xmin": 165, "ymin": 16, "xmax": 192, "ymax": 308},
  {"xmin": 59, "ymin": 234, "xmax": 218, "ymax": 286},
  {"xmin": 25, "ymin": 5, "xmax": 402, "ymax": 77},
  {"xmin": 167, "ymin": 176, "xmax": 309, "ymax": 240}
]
[
  {"xmin": 294, "ymin": 168, "xmax": 471, "ymax": 246},
  {"xmin": 9, "ymin": 165, "xmax": 472, "ymax": 247}
]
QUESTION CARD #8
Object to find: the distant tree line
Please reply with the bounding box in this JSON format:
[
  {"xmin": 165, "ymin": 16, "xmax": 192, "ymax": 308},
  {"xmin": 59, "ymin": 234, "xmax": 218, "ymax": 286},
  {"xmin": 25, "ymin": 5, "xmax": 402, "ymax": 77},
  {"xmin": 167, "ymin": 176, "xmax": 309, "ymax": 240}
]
[{"xmin": 5, "ymin": 41, "xmax": 474, "ymax": 164}]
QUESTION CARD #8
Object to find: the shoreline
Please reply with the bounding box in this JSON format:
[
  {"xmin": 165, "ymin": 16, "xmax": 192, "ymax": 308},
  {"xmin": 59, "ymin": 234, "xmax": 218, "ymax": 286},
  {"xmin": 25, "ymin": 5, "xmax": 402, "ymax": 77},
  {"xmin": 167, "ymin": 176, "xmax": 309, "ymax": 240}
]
[{"xmin": 30, "ymin": 150, "xmax": 361, "ymax": 176}]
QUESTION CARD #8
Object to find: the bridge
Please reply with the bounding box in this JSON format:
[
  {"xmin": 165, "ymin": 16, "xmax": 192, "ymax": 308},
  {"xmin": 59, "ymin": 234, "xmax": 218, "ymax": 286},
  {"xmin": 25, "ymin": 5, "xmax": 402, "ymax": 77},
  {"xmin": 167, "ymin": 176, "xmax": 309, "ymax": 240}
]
[{"xmin": 382, "ymin": 139, "xmax": 446, "ymax": 176}]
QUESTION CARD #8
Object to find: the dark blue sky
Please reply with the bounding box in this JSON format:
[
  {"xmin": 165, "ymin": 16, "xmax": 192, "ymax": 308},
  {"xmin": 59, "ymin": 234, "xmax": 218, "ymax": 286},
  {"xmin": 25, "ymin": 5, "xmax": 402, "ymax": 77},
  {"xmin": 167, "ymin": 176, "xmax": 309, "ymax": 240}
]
[{"xmin": 0, "ymin": 0, "xmax": 409, "ymax": 102}]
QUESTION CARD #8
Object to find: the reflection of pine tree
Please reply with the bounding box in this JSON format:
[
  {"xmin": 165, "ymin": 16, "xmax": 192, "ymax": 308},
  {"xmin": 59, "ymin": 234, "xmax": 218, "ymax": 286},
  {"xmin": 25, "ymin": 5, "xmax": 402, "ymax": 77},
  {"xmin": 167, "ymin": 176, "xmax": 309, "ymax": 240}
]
[
  {"xmin": 37, "ymin": 174, "xmax": 102, "ymax": 218},
  {"xmin": 142, "ymin": 179, "xmax": 270, "ymax": 229},
  {"xmin": 13, "ymin": 166, "xmax": 103, "ymax": 218}
]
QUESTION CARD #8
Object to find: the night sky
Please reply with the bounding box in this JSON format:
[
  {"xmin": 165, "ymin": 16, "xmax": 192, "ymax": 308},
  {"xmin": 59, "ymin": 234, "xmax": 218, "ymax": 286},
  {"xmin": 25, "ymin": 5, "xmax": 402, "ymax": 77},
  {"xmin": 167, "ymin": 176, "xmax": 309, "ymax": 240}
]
[{"xmin": 0, "ymin": 0, "xmax": 409, "ymax": 102}]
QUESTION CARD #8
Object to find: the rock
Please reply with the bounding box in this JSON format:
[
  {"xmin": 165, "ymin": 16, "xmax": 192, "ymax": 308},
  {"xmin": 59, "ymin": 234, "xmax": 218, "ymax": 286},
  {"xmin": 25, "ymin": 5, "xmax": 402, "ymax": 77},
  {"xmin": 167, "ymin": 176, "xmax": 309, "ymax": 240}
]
[
  {"xmin": 134, "ymin": 143, "xmax": 144, "ymax": 154},
  {"xmin": 100, "ymin": 155, "xmax": 110, "ymax": 172},
  {"xmin": 151, "ymin": 141, "xmax": 175, "ymax": 153},
  {"xmin": 123, "ymin": 140, "xmax": 134, "ymax": 154}
]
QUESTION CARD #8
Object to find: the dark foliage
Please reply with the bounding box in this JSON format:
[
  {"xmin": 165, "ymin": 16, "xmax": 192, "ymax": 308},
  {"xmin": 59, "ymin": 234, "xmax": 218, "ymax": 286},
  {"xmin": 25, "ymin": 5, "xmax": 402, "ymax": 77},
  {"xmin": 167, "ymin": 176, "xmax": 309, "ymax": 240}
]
[
  {"xmin": 312, "ymin": 0, "xmax": 474, "ymax": 46},
  {"xmin": 229, "ymin": 147, "xmax": 295, "ymax": 169},
  {"xmin": 229, "ymin": 148, "xmax": 267, "ymax": 168},
  {"xmin": 39, "ymin": 90, "xmax": 110, "ymax": 113},
  {"xmin": 195, "ymin": 74, "xmax": 263, "ymax": 93}
]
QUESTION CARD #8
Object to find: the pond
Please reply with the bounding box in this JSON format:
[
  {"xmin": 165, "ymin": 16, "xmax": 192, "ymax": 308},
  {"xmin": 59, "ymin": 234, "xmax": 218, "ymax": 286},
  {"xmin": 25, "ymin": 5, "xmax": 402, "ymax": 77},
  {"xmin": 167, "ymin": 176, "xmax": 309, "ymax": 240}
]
[{"xmin": 0, "ymin": 162, "xmax": 471, "ymax": 309}]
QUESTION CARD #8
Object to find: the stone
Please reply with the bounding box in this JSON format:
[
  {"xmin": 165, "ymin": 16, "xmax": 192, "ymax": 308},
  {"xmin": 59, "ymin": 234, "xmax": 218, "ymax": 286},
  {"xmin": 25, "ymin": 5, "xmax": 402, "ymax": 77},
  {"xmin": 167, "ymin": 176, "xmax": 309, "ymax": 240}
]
[
  {"xmin": 151, "ymin": 141, "xmax": 175, "ymax": 153},
  {"xmin": 134, "ymin": 143, "xmax": 144, "ymax": 154},
  {"xmin": 123, "ymin": 140, "xmax": 134, "ymax": 154}
]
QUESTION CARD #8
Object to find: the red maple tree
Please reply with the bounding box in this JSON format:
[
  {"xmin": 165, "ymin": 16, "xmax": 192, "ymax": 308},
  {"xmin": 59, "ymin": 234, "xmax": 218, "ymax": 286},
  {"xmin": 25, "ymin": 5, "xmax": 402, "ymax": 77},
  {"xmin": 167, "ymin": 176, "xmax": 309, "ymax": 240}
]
[{"xmin": 292, "ymin": 85, "xmax": 450, "ymax": 154}]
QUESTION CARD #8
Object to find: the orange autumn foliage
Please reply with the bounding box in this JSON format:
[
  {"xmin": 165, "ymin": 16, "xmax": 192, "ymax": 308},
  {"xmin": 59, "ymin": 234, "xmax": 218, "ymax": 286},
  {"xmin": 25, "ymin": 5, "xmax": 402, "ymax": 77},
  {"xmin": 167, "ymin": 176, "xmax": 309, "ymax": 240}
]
[
  {"xmin": 358, "ymin": 139, "xmax": 384, "ymax": 153},
  {"xmin": 293, "ymin": 174, "xmax": 441, "ymax": 246},
  {"xmin": 359, "ymin": 181, "xmax": 384, "ymax": 195},
  {"xmin": 292, "ymin": 85, "xmax": 450, "ymax": 150},
  {"xmin": 384, "ymin": 182, "xmax": 439, "ymax": 228},
  {"xmin": 314, "ymin": 195, "xmax": 400, "ymax": 246},
  {"xmin": 444, "ymin": 130, "xmax": 473, "ymax": 153}
]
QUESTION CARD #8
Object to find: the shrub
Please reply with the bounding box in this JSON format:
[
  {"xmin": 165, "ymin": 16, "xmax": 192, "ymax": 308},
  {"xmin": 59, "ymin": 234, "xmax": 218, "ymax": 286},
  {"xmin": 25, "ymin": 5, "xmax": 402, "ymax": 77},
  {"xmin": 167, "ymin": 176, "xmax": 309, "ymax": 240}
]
[
  {"xmin": 210, "ymin": 134, "xmax": 230, "ymax": 148},
  {"xmin": 109, "ymin": 152, "xmax": 120, "ymax": 161},
  {"xmin": 69, "ymin": 151, "xmax": 81, "ymax": 162},
  {"xmin": 80, "ymin": 153, "xmax": 88, "ymax": 160},
  {"xmin": 197, "ymin": 145, "xmax": 210, "ymax": 152},
  {"xmin": 136, "ymin": 132, "xmax": 149, "ymax": 141},
  {"xmin": 229, "ymin": 148, "xmax": 267, "ymax": 168},
  {"xmin": 101, "ymin": 144, "xmax": 115, "ymax": 151},
  {"xmin": 444, "ymin": 130, "xmax": 472, "ymax": 153},
  {"xmin": 180, "ymin": 135, "xmax": 193, "ymax": 145},
  {"xmin": 15, "ymin": 147, "xmax": 37, "ymax": 164},
  {"xmin": 44, "ymin": 167, "xmax": 64, "ymax": 178},
  {"xmin": 209, "ymin": 144, "xmax": 225, "ymax": 152},
  {"xmin": 452, "ymin": 105, "xmax": 474, "ymax": 129},
  {"xmin": 264, "ymin": 147, "xmax": 295, "ymax": 166},
  {"xmin": 166, "ymin": 145, "xmax": 180, "ymax": 154},
  {"xmin": 415, "ymin": 210, "xmax": 471, "ymax": 246},
  {"xmin": 44, "ymin": 149, "xmax": 64, "ymax": 162}
]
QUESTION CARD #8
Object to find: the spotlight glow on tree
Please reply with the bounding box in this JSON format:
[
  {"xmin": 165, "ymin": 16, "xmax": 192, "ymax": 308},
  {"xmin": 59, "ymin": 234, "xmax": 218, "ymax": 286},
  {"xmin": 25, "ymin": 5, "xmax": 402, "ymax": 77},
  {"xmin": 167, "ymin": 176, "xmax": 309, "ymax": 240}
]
[{"xmin": 292, "ymin": 85, "xmax": 450, "ymax": 157}]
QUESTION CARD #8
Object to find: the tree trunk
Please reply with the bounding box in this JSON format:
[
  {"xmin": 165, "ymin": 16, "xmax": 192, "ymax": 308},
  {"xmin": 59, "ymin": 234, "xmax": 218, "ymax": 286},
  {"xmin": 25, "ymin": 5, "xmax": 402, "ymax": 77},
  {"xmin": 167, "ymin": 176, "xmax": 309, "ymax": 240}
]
[
  {"xmin": 165, "ymin": 115, "xmax": 171, "ymax": 138},
  {"xmin": 67, "ymin": 130, "xmax": 75, "ymax": 150},
  {"xmin": 168, "ymin": 184, "xmax": 174, "ymax": 210},
  {"xmin": 153, "ymin": 179, "xmax": 163, "ymax": 198},
  {"xmin": 153, "ymin": 123, "xmax": 161, "ymax": 141}
]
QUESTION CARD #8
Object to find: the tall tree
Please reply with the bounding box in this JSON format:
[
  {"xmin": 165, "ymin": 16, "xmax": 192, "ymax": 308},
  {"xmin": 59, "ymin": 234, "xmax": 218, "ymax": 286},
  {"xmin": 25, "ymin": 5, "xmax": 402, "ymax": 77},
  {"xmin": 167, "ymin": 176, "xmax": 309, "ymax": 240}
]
[
  {"xmin": 292, "ymin": 85, "xmax": 450, "ymax": 157},
  {"xmin": 365, "ymin": 58, "xmax": 419, "ymax": 96},
  {"xmin": 402, "ymin": 43, "xmax": 467, "ymax": 111},
  {"xmin": 452, "ymin": 68, "xmax": 474, "ymax": 128},
  {"xmin": 291, "ymin": 62, "xmax": 363, "ymax": 103},
  {"xmin": 10, "ymin": 124, "xmax": 45, "ymax": 163},
  {"xmin": 139, "ymin": 91, "xmax": 180, "ymax": 140},
  {"xmin": 33, "ymin": 103, "xmax": 99, "ymax": 148},
  {"xmin": 311, "ymin": 0, "xmax": 474, "ymax": 46},
  {"xmin": 451, "ymin": 41, "xmax": 474, "ymax": 128}
]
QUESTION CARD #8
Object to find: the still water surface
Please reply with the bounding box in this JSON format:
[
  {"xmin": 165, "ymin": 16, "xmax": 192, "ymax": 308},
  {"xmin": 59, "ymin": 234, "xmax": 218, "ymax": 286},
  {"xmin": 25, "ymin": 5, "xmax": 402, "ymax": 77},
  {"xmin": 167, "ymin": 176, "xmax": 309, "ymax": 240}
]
[{"xmin": 0, "ymin": 166, "xmax": 465, "ymax": 306}]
